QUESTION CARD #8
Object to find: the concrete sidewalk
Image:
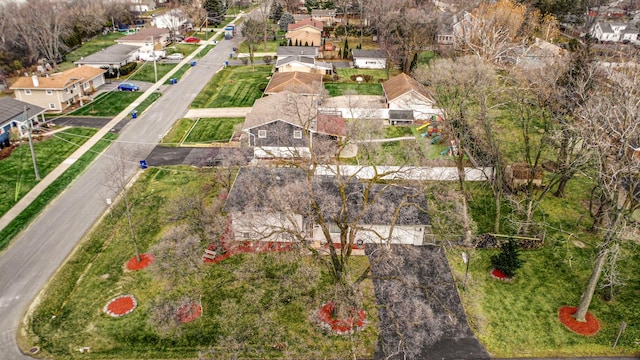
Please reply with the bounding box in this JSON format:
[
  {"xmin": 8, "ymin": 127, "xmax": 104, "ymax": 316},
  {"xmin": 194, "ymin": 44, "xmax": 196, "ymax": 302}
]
[{"xmin": 184, "ymin": 107, "xmax": 252, "ymax": 118}]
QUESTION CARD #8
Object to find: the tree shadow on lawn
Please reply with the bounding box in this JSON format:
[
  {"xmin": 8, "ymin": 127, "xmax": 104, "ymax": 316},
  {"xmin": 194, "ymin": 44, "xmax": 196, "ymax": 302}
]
[{"xmin": 367, "ymin": 244, "xmax": 490, "ymax": 360}]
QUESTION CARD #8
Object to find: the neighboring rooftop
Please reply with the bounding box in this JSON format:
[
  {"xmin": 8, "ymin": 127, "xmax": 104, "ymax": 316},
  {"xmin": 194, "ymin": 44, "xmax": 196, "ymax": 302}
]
[
  {"xmin": 264, "ymin": 72, "xmax": 324, "ymax": 95},
  {"xmin": 276, "ymin": 46, "xmax": 319, "ymax": 58},
  {"xmin": 352, "ymin": 49, "xmax": 386, "ymax": 59},
  {"xmin": 0, "ymin": 98, "xmax": 45, "ymax": 123},
  {"xmin": 382, "ymin": 73, "xmax": 432, "ymax": 102},
  {"xmin": 74, "ymin": 44, "xmax": 139, "ymax": 65},
  {"xmin": 11, "ymin": 66, "xmax": 106, "ymax": 90}
]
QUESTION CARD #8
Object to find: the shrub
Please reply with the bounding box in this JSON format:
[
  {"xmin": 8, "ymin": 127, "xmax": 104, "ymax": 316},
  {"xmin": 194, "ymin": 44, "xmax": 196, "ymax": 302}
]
[
  {"xmin": 323, "ymin": 74, "xmax": 333, "ymax": 82},
  {"xmin": 119, "ymin": 62, "xmax": 137, "ymax": 76},
  {"xmin": 490, "ymin": 238, "xmax": 524, "ymax": 278},
  {"xmin": 263, "ymin": 55, "xmax": 273, "ymax": 64},
  {"xmin": 363, "ymin": 74, "xmax": 373, "ymax": 83}
]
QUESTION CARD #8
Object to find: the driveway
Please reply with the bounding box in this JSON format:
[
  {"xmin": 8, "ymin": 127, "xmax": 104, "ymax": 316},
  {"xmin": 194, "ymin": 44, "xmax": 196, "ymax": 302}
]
[{"xmin": 367, "ymin": 244, "xmax": 490, "ymax": 360}]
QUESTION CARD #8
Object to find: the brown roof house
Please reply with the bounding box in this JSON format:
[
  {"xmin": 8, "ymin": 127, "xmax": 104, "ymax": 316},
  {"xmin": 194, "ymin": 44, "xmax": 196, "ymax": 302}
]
[
  {"xmin": 11, "ymin": 66, "xmax": 107, "ymax": 112},
  {"xmin": 115, "ymin": 27, "xmax": 170, "ymax": 52},
  {"xmin": 264, "ymin": 72, "xmax": 324, "ymax": 96},
  {"xmin": 286, "ymin": 18, "xmax": 323, "ymax": 47},
  {"xmin": 242, "ymin": 91, "xmax": 346, "ymax": 158},
  {"xmin": 382, "ymin": 73, "xmax": 441, "ymax": 122}
]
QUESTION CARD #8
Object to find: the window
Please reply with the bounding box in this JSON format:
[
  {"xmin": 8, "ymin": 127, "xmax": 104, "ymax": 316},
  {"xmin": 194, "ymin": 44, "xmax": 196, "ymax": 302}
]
[
  {"xmin": 46, "ymin": 90, "xmax": 53, "ymax": 95},
  {"xmin": 258, "ymin": 130, "xmax": 267, "ymax": 138},
  {"xmin": 83, "ymin": 82, "xmax": 90, "ymax": 90},
  {"xmin": 329, "ymin": 223, "xmax": 341, "ymax": 233},
  {"xmin": 25, "ymin": 89, "xmax": 31, "ymax": 95},
  {"xmin": 293, "ymin": 130, "xmax": 302, "ymax": 139},
  {"xmin": 49, "ymin": 103, "xmax": 56, "ymax": 109},
  {"xmin": 242, "ymin": 232, "xmax": 251, "ymax": 239}
]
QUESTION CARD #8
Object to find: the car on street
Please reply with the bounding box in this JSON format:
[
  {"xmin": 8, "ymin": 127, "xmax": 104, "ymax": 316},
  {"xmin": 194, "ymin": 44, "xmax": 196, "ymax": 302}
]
[
  {"xmin": 184, "ymin": 36, "xmax": 201, "ymax": 43},
  {"xmin": 117, "ymin": 82, "xmax": 139, "ymax": 91},
  {"xmin": 166, "ymin": 53, "xmax": 184, "ymax": 60}
]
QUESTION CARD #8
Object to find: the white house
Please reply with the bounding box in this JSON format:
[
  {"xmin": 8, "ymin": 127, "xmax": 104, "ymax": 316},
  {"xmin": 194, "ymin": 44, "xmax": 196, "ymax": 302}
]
[
  {"xmin": 152, "ymin": 9, "xmax": 189, "ymax": 31},
  {"xmin": 224, "ymin": 167, "xmax": 431, "ymax": 246},
  {"xmin": 275, "ymin": 56, "xmax": 334, "ymax": 74},
  {"xmin": 590, "ymin": 22, "xmax": 639, "ymax": 43},
  {"xmin": 131, "ymin": 0, "xmax": 156, "ymax": 13},
  {"xmin": 352, "ymin": 49, "xmax": 386, "ymax": 69}
]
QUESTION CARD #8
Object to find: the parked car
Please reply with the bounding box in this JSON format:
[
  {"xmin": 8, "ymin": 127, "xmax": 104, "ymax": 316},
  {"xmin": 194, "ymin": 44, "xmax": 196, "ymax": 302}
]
[
  {"xmin": 166, "ymin": 53, "xmax": 184, "ymax": 60},
  {"xmin": 184, "ymin": 36, "xmax": 201, "ymax": 43},
  {"xmin": 117, "ymin": 82, "xmax": 139, "ymax": 91}
]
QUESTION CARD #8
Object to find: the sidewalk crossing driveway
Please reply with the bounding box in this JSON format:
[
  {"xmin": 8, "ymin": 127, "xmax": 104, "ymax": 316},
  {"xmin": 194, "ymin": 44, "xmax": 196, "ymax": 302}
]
[
  {"xmin": 367, "ymin": 244, "xmax": 490, "ymax": 360},
  {"xmin": 145, "ymin": 146, "xmax": 252, "ymax": 167}
]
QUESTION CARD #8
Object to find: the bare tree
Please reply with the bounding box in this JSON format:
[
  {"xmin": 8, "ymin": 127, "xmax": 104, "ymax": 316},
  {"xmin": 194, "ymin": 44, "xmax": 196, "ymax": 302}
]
[
  {"xmin": 241, "ymin": 18, "xmax": 264, "ymax": 69},
  {"xmin": 102, "ymin": 149, "xmax": 142, "ymax": 262},
  {"xmin": 67, "ymin": 0, "xmax": 106, "ymax": 43},
  {"xmin": 148, "ymin": 227, "xmax": 205, "ymax": 290},
  {"xmin": 571, "ymin": 62, "xmax": 640, "ymax": 322}
]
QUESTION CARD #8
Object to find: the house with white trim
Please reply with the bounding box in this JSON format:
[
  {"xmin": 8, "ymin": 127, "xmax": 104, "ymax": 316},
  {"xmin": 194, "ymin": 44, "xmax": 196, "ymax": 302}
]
[
  {"xmin": 590, "ymin": 22, "xmax": 638, "ymax": 43},
  {"xmin": 352, "ymin": 49, "xmax": 386, "ymax": 69}
]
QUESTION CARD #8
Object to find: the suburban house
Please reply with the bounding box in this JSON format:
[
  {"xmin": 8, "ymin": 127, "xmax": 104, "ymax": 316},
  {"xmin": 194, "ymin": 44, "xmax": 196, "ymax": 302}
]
[
  {"xmin": 590, "ymin": 22, "xmax": 639, "ymax": 43},
  {"xmin": 286, "ymin": 18, "xmax": 323, "ymax": 47},
  {"xmin": 152, "ymin": 9, "xmax": 189, "ymax": 31},
  {"xmin": 0, "ymin": 98, "xmax": 46, "ymax": 148},
  {"xmin": 264, "ymin": 72, "xmax": 324, "ymax": 96},
  {"xmin": 242, "ymin": 91, "xmax": 346, "ymax": 158},
  {"xmin": 276, "ymin": 46, "xmax": 319, "ymax": 61},
  {"xmin": 115, "ymin": 27, "xmax": 170, "ymax": 52},
  {"xmin": 274, "ymin": 56, "xmax": 334, "ymax": 74},
  {"xmin": 388, "ymin": 109, "xmax": 414, "ymax": 126},
  {"xmin": 10, "ymin": 66, "xmax": 107, "ymax": 112},
  {"xmin": 352, "ymin": 49, "xmax": 386, "ymax": 69},
  {"xmin": 130, "ymin": 0, "xmax": 156, "ymax": 13},
  {"xmin": 382, "ymin": 73, "xmax": 440, "ymax": 121},
  {"xmin": 225, "ymin": 167, "xmax": 431, "ymax": 246},
  {"xmin": 74, "ymin": 44, "xmax": 139, "ymax": 70},
  {"xmin": 311, "ymin": 9, "xmax": 336, "ymax": 24}
]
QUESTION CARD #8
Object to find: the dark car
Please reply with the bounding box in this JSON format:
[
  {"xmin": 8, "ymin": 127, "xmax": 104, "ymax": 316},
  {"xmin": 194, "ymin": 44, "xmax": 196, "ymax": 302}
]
[
  {"xmin": 184, "ymin": 36, "xmax": 201, "ymax": 43},
  {"xmin": 117, "ymin": 82, "xmax": 139, "ymax": 91}
]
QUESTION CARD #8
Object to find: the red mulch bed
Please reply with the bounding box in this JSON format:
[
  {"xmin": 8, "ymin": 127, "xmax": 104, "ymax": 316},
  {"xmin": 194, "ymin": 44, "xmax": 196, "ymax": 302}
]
[
  {"xmin": 176, "ymin": 303, "xmax": 203, "ymax": 323},
  {"xmin": 558, "ymin": 306, "xmax": 600, "ymax": 336},
  {"xmin": 104, "ymin": 295, "xmax": 137, "ymax": 317},
  {"xmin": 204, "ymin": 241, "xmax": 293, "ymax": 264},
  {"xmin": 314, "ymin": 301, "xmax": 366, "ymax": 335},
  {"xmin": 490, "ymin": 268, "xmax": 514, "ymax": 281},
  {"xmin": 126, "ymin": 253, "xmax": 155, "ymax": 270}
]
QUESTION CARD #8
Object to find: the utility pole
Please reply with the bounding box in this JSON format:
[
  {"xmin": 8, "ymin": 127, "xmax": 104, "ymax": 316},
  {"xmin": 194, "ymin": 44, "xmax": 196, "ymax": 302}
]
[{"xmin": 24, "ymin": 106, "xmax": 40, "ymax": 181}]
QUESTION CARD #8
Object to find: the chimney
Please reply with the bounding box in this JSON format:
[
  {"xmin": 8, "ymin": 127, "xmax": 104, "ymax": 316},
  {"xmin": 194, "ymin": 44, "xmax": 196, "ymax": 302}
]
[{"xmin": 31, "ymin": 75, "xmax": 39, "ymax": 87}]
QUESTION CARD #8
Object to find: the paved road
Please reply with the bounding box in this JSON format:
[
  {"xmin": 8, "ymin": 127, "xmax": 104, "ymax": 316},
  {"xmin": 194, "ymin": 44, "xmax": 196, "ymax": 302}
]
[{"xmin": 0, "ymin": 15, "xmax": 244, "ymax": 359}]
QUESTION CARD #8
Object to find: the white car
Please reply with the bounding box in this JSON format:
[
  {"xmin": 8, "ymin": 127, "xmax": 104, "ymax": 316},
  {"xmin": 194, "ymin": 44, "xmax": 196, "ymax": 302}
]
[{"xmin": 166, "ymin": 53, "xmax": 184, "ymax": 60}]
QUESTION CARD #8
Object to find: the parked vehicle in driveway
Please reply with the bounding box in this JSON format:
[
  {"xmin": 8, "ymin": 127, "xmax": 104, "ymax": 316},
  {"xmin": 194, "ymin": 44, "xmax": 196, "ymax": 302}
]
[
  {"xmin": 117, "ymin": 82, "xmax": 139, "ymax": 91},
  {"xmin": 166, "ymin": 53, "xmax": 184, "ymax": 60},
  {"xmin": 184, "ymin": 36, "xmax": 201, "ymax": 43}
]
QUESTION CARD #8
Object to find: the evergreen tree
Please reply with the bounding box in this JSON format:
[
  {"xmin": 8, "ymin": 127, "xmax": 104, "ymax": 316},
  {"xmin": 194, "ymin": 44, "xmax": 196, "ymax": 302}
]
[
  {"xmin": 295, "ymin": 38, "xmax": 299, "ymax": 46},
  {"xmin": 269, "ymin": 2, "xmax": 284, "ymax": 22},
  {"xmin": 279, "ymin": 12, "xmax": 295, "ymax": 32},
  {"xmin": 343, "ymin": 38, "xmax": 349, "ymax": 59},
  {"xmin": 204, "ymin": 0, "xmax": 225, "ymax": 26},
  {"xmin": 305, "ymin": 41, "xmax": 309, "ymax": 46},
  {"xmin": 490, "ymin": 238, "xmax": 524, "ymax": 278},
  {"xmin": 409, "ymin": 53, "xmax": 418, "ymax": 73}
]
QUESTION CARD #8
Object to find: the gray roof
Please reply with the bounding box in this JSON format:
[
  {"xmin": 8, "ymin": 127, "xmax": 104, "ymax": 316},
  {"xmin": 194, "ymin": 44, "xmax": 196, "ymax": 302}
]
[
  {"xmin": 352, "ymin": 49, "xmax": 386, "ymax": 59},
  {"xmin": 74, "ymin": 44, "xmax": 139, "ymax": 65},
  {"xmin": 276, "ymin": 46, "xmax": 318, "ymax": 58},
  {"xmin": 275, "ymin": 55, "xmax": 316, "ymax": 67},
  {"xmin": 389, "ymin": 110, "xmax": 414, "ymax": 120},
  {"xmin": 0, "ymin": 98, "xmax": 46, "ymax": 124},
  {"xmin": 226, "ymin": 167, "xmax": 431, "ymax": 226},
  {"xmin": 243, "ymin": 91, "xmax": 317, "ymax": 130}
]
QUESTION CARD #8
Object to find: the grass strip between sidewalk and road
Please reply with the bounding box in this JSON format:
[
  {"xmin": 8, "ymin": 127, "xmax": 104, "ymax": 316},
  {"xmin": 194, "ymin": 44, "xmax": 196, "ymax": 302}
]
[{"xmin": 0, "ymin": 133, "xmax": 117, "ymax": 251}]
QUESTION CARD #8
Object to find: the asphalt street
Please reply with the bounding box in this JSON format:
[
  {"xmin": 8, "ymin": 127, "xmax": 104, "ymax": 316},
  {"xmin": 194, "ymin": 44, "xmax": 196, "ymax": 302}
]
[{"xmin": 0, "ymin": 16, "xmax": 243, "ymax": 359}]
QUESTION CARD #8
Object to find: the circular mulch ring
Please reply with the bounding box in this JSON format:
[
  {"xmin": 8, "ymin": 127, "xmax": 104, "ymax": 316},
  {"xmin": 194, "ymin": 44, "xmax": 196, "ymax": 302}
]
[
  {"xmin": 558, "ymin": 306, "xmax": 600, "ymax": 336},
  {"xmin": 104, "ymin": 295, "xmax": 137, "ymax": 317},
  {"xmin": 126, "ymin": 253, "xmax": 155, "ymax": 271},
  {"xmin": 176, "ymin": 303, "xmax": 203, "ymax": 323},
  {"xmin": 490, "ymin": 268, "xmax": 514, "ymax": 282},
  {"xmin": 315, "ymin": 301, "xmax": 366, "ymax": 335}
]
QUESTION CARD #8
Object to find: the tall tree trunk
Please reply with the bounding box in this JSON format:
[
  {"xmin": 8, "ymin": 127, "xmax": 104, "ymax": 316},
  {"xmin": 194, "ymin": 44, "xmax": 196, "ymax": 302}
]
[{"xmin": 574, "ymin": 210, "xmax": 621, "ymax": 322}]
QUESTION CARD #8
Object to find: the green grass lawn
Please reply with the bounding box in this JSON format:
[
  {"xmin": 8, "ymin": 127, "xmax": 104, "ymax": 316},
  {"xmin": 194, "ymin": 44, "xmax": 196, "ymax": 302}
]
[
  {"xmin": 21, "ymin": 167, "xmax": 379, "ymax": 359},
  {"xmin": 238, "ymin": 39, "xmax": 281, "ymax": 53},
  {"xmin": 59, "ymin": 33, "xmax": 125, "ymax": 71},
  {"xmin": 70, "ymin": 92, "xmax": 160, "ymax": 117},
  {"xmin": 190, "ymin": 65, "xmax": 271, "ymax": 108},
  {"xmin": 163, "ymin": 64, "xmax": 190, "ymax": 84},
  {"xmin": 335, "ymin": 68, "xmax": 393, "ymax": 83},
  {"xmin": 183, "ymin": 117, "xmax": 245, "ymax": 144},
  {"xmin": 129, "ymin": 62, "xmax": 177, "ymax": 83},
  {"xmin": 0, "ymin": 128, "xmax": 98, "ymax": 219},
  {"xmin": 451, "ymin": 178, "xmax": 640, "ymax": 357},
  {"xmin": 160, "ymin": 118, "xmax": 196, "ymax": 146},
  {"xmin": 0, "ymin": 132, "xmax": 116, "ymax": 250},
  {"xmin": 324, "ymin": 83, "xmax": 382, "ymax": 96}
]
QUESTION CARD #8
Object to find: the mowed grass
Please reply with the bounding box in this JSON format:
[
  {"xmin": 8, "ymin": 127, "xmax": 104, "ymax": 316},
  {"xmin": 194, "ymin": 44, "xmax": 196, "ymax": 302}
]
[
  {"xmin": 22, "ymin": 167, "xmax": 379, "ymax": 359},
  {"xmin": 59, "ymin": 32, "xmax": 125, "ymax": 71},
  {"xmin": 191, "ymin": 65, "xmax": 271, "ymax": 108},
  {"xmin": 324, "ymin": 83, "xmax": 383, "ymax": 96},
  {"xmin": 183, "ymin": 117, "xmax": 244, "ymax": 143},
  {"xmin": 0, "ymin": 132, "xmax": 117, "ymax": 250},
  {"xmin": 450, "ymin": 178, "xmax": 640, "ymax": 357},
  {"xmin": 0, "ymin": 128, "xmax": 98, "ymax": 218},
  {"xmin": 335, "ymin": 68, "xmax": 397, "ymax": 83},
  {"xmin": 160, "ymin": 118, "xmax": 196, "ymax": 146},
  {"xmin": 70, "ymin": 92, "xmax": 161, "ymax": 117},
  {"xmin": 129, "ymin": 62, "xmax": 177, "ymax": 83}
]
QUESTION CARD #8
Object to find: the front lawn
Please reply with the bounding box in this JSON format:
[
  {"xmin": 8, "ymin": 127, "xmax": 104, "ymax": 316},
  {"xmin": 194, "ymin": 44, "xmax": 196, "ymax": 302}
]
[
  {"xmin": 183, "ymin": 117, "xmax": 244, "ymax": 144},
  {"xmin": 21, "ymin": 167, "xmax": 379, "ymax": 359},
  {"xmin": 70, "ymin": 92, "xmax": 160, "ymax": 117},
  {"xmin": 448, "ymin": 178, "xmax": 640, "ymax": 357},
  {"xmin": 190, "ymin": 65, "xmax": 271, "ymax": 108},
  {"xmin": 335, "ymin": 68, "xmax": 396, "ymax": 83},
  {"xmin": 129, "ymin": 62, "xmax": 177, "ymax": 83},
  {"xmin": 0, "ymin": 128, "xmax": 99, "ymax": 219}
]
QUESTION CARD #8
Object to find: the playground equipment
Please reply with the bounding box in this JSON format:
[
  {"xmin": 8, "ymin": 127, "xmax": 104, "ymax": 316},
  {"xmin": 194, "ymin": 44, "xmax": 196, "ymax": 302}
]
[
  {"xmin": 440, "ymin": 146, "xmax": 451, "ymax": 156},
  {"xmin": 430, "ymin": 134, "xmax": 443, "ymax": 144}
]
